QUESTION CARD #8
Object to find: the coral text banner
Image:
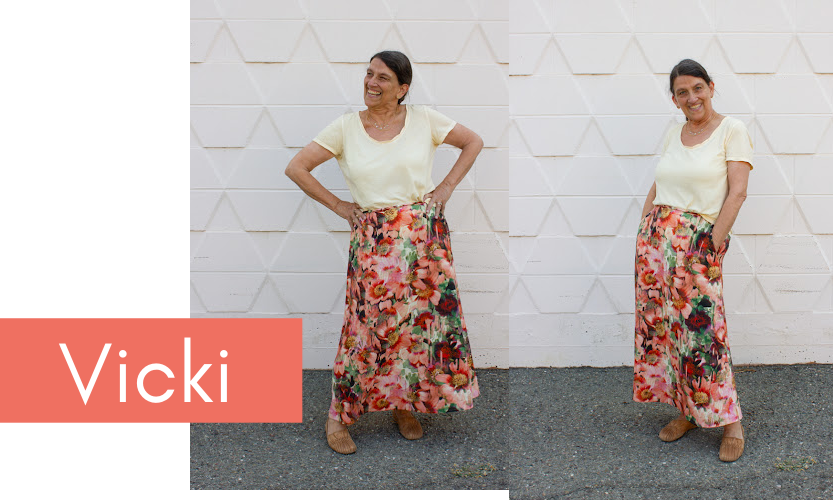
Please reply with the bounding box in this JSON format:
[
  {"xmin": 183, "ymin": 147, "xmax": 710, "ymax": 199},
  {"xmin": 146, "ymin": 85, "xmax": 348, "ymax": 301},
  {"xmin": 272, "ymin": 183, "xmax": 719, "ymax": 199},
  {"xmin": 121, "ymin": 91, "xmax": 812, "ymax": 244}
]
[{"xmin": 0, "ymin": 318, "xmax": 302, "ymax": 422}]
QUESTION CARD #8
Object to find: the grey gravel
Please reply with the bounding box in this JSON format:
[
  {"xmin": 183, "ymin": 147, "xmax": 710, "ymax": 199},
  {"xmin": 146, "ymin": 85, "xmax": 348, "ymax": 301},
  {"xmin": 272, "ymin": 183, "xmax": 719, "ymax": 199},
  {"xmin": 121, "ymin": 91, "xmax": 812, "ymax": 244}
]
[
  {"xmin": 190, "ymin": 369, "xmax": 509, "ymax": 490},
  {"xmin": 508, "ymin": 365, "xmax": 833, "ymax": 499},
  {"xmin": 191, "ymin": 365, "xmax": 832, "ymax": 498}
]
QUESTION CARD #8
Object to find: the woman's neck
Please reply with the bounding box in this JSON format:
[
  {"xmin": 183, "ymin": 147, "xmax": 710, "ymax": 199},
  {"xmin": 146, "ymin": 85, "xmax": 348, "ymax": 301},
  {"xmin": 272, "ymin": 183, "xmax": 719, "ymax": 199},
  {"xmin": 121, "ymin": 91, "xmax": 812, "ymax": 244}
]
[{"xmin": 365, "ymin": 103, "xmax": 402, "ymax": 122}]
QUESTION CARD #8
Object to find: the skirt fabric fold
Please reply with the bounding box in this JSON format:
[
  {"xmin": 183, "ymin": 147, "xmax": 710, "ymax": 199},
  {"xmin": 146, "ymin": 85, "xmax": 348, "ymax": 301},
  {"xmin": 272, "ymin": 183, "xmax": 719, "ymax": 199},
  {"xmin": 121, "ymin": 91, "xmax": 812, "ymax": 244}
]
[
  {"xmin": 633, "ymin": 205, "xmax": 741, "ymax": 428},
  {"xmin": 329, "ymin": 202, "xmax": 479, "ymax": 425}
]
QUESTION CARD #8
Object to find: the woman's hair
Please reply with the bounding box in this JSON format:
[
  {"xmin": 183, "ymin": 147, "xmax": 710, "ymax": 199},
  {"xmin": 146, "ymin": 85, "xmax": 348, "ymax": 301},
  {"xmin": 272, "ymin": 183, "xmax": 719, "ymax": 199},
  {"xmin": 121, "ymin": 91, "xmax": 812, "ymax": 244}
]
[
  {"xmin": 370, "ymin": 50, "xmax": 412, "ymax": 104},
  {"xmin": 669, "ymin": 59, "xmax": 712, "ymax": 94}
]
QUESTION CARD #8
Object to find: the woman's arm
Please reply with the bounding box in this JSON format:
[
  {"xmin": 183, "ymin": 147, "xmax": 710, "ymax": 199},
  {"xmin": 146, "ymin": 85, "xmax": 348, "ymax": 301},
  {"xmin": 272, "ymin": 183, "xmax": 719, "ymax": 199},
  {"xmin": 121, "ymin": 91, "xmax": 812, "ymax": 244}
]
[
  {"xmin": 641, "ymin": 182, "xmax": 657, "ymax": 219},
  {"xmin": 285, "ymin": 142, "xmax": 363, "ymax": 227},
  {"xmin": 710, "ymin": 161, "xmax": 751, "ymax": 248},
  {"xmin": 423, "ymin": 123, "xmax": 484, "ymax": 214}
]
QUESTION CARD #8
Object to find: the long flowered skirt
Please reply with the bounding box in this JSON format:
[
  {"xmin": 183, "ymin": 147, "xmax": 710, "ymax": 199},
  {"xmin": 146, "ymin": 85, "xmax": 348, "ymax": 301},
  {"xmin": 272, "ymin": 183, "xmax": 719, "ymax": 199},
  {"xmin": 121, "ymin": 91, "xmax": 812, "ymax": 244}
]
[
  {"xmin": 633, "ymin": 205, "xmax": 742, "ymax": 428},
  {"xmin": 329, "ymin": 201, "xmax": 480, "ymax": 425}
]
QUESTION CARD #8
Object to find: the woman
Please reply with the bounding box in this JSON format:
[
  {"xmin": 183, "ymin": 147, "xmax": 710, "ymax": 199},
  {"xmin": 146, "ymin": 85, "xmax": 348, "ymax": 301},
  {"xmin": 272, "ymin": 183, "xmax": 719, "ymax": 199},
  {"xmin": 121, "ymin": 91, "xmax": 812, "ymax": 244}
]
[
  {"xmin": 285, "ymin": 51, "xmax": 483, "ymax": 454},
  {"xmin": 633, "ymin": 59, "xmax": 752, "ymax": 462}
]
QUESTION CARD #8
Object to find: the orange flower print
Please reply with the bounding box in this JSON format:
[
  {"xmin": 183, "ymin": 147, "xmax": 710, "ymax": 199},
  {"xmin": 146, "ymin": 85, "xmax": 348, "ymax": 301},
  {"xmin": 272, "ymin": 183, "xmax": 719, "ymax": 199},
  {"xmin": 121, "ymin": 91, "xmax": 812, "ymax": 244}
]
[
  {"xmin": 634, "ymin": 206, "xmax": 741, "ymax": 428},
  {"xmin": 329, "ymin": 203, "xmax": 479, "ymax": 425}
]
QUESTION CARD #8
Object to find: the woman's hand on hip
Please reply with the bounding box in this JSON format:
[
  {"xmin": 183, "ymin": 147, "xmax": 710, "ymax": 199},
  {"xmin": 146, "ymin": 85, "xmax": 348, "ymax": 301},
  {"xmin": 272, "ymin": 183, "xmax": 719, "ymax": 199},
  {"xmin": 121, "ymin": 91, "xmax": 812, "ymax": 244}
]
[
  {"xmin": 335, "ymin": 200, "xmax": 363, "ymax": 228},
  {"xmin": 423, "ymin": 182, "xmax": 453, "ymax": 215}
]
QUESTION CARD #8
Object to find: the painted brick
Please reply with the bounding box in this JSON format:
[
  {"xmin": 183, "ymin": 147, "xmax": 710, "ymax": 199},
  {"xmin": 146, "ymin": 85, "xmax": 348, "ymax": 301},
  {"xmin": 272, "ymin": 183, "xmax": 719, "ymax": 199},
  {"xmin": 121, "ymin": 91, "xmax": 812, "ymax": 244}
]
[
  {"xmin": 477, "ymin": 191, "xmax": 510, "ymax": 233},
  {"xmin": 311, "ymin": 21, "xmax": 393, "ymax": 63},
  {"xmin": 272, "ymin": 274, "xmax": 345, "ymax": 313},
  {"xmin": 796, "ymin": 0, "xmax": 833, "ymax": 31},
  {"xmin": 524, "ymin": 237, "xmax": 596, "ymax": 275},
  {"xmin": 388, "ymin": 0, "xmax": 476, "ymax": 20},
  {"xmin": 215, "ymin": 0, "xmax": 304, "ymax": 19},
  {"xmin": 191, "ymin": 232, "xmax": 265, "ymax": 272},
  {"xmin": 191, "ymin": 0, "xmax": 220, "ymax": 19},
  {"xmin": 510, "ymin": 35, "xmax": 551, "ymax": 75},
  {"xmin": 757, "ymin": 236, "xmax": 830, "ymax": 274},
  {"xmin": 633, "ymin": 0, "xmax": 712, "ymax": 33},
  {"xmin": 510, "ymin": 75, "xmax": 589, "ymax": 116},
  {"xmin": 473, "ymin": 148, "xmax": 508, "ymax": 190},
  {"xmin": 552, "ymin": 0, "xmax": 630, "ymax": 33},
  {"xmin": 457, "ymin": 274, "xmax": 508, "ymax": 314},
  {"xmin": 756, "ymin": 75, "xmax": 832, "ymax": 114},
  {"xmin": 226, "ymin": 21, "xmax": 306, "ymax": 62},
  {"xmin": 190, "ymin": 107, "xmax": 262, "ymax": 147},
  {"xmin": 796, "ymin": 197, "xmax": 833, "ymax": 234},
  {"xmin": 715, "ymin": 0, "xmax": 794, "ymax": 32},
  {"xmin": 795, "ymin": 155, "xmax": 833, "ymax": 195},
  {"xmin": 636, "ymin": 34, "xmax": 713, "ymax": 74},
  {"xmin": 718, "ymin": 34, "xmax": 793, "ymax": 74},
  {"xmin": 428, "ymin": 65, "xmax": 508, "ymax": 106},
  {"xmin": 756, "ymin": 116, "xmax": 832, "ymax": 154},
  {"xmin": 190, "ymin": 191, "xmax": 221, "ymax": 231},
  {"xmin": 272, "ymin": 233, "xmax": 345, "ymax": 273},
  {"xmin": 397, "ymin": 22, "xmax": 476, "ymax": 63},
  {"xmin": 190, "ymin": 21, "xmax": 222, "ymax": 62},
  {"xmin": 226, "ymin": 191, "xmax": 305, "ymax": 231},
  {"xmin": 305, "ymin": 0, "xmax": 392, "ymax": 20},
  {"xmin": 508, "ymin": 0, "xmax": 551, "ymax": 34},
  {"xmin": 759, "ymin": 275, "xmax": 832, "ymax": 312},
  {"xmin": 248, "ymin": 64, "xmax": 347, "ymax": 105},
  {"xmin": 523, "ymin": 276, "xmax": 596, "ymax": 313},
  {"xmin": 555, "ymin": 34, "xmax": 632, "ymax": 74},
  {"xmin": 190, "ymin": 63, "xmax": 261, "ymax": 105},
  {"xmin": 515, "ymin": 116, "xmax": 589, "ymax": 156},
  {"xmin": 191, "ymin": 273, "xmax": 266, "ymax": 312},
  {"xmin": 268, "ymin": 106, "xmax": 349, "ymax": 147},
  {"xmin": 449, "ymin": 233, "xmax": 509, "ymax": 274},
  {"xmin": 481, "ymin": 21, "xmax": 508, "ymax": 63}
]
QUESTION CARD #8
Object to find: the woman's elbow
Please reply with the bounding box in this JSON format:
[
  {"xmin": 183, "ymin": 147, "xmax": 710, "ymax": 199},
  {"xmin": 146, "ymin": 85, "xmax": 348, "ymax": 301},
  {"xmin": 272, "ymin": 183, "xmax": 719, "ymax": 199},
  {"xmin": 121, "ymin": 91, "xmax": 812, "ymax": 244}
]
[
  {"xmin": 730, "ymin": 189, "xmax": 747, "ymax": 204},
  {"xmin": 468, "ymin": 133, "xmax": 484, "ymax": 153},
  {"xmin": 285, "ymin": 161, "xmax": 300, "ymax": 181}
]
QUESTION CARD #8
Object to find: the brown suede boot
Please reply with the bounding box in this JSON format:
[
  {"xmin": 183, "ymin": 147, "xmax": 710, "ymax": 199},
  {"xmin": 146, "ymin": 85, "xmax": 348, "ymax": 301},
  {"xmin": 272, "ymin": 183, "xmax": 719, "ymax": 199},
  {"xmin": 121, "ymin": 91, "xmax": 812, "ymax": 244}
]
[
  {"xmin": 326, "ymin": 417, "xmax": 356, "ymax": 454},
  {"xmin": 392, "ymin": 410, "xmax": 423, "ymax": 440},
  {"xmin": 719, "ymin": 425, "xmax": 744, "ymax": 462},
  {"xmin": 659, "ymin": 417, "xmax": 697, "ymax": 442}
]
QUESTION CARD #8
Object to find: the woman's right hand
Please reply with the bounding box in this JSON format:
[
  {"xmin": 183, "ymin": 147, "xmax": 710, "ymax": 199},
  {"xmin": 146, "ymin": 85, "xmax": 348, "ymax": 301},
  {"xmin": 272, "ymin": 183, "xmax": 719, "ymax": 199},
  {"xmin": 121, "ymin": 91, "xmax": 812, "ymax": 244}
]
[{"xmin": 334, "ymin": 200, "xmax": 363, "ymax": 228}]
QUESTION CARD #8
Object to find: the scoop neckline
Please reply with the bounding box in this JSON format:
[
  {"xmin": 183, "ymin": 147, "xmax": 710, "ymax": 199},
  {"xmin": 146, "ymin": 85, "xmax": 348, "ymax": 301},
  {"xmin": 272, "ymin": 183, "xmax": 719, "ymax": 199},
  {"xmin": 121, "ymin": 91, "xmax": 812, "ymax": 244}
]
[
  {"xmin": 359, "ymin": 104, "xmax": 410, "ymax": 144},
  {"xmin": 678, "ymin": 115, "xmax": 728, "ymax": 150}
]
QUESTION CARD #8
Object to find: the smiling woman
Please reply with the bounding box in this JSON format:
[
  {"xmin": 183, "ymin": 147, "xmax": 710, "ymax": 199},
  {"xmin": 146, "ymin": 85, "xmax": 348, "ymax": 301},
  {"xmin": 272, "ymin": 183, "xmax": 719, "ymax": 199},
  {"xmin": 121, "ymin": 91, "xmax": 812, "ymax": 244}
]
[
  {"xmin": 284, "ymin": 50, "xmax": 484, "ymax": 455},
  {"xmin": 633, "ymin": 59, "xmax": 753, "ymax": 463}
]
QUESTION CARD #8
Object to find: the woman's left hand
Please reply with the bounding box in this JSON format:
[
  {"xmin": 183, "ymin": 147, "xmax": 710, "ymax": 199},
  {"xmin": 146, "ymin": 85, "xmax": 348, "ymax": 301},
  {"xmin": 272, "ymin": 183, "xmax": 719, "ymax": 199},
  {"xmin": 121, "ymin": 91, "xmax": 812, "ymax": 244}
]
[
  {"xmin": 711, "ymin": 228, "xmax": 728, "ymax": 251},
  {"xmin": 423, "ymin": 182, "xmax": 453, "ymax": 215}
]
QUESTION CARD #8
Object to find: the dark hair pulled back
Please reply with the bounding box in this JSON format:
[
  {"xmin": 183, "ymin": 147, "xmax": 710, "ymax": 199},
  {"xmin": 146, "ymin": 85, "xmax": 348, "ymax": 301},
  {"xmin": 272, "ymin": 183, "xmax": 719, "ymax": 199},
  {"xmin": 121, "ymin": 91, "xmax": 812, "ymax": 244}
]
[
  {"xmin": 370, "ymin": 50, "xmax": 412, "ymax": 104},
  {"xmin": 669, "ymin": 59, "xmax": 712, "ymax": 94}
]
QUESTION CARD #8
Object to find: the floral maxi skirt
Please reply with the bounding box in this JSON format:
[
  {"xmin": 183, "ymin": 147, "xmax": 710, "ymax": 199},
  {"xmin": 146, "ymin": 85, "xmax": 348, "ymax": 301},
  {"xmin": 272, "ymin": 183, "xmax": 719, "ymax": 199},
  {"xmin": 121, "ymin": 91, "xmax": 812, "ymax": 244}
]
[
  {"xmin": 329, "ymin": 202, "xmax": 480, "ymax": 425},
  {"xmin": 633, "ymin": 205, "xmax": 742, "ymax": 428}
]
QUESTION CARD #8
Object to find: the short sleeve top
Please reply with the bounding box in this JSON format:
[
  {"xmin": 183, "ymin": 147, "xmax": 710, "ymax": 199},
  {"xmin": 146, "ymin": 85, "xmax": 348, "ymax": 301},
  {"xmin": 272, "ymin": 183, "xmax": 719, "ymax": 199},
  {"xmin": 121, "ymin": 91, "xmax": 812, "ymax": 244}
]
[
  {"xmin": 653, "ymin": 116, "xmax": 753, "ymax": 223},
  {"xmin": 313, "ymin": 104, "xmax": 456, "ymax": 211}
]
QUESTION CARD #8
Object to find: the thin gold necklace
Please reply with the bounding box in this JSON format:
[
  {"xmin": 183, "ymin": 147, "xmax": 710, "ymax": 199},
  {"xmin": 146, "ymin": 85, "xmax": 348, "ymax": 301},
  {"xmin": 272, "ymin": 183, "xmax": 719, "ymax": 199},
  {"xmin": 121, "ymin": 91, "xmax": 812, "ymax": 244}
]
[{"xmin": 686, "ymin": 111, "xmax": 715, "ymax": 135}]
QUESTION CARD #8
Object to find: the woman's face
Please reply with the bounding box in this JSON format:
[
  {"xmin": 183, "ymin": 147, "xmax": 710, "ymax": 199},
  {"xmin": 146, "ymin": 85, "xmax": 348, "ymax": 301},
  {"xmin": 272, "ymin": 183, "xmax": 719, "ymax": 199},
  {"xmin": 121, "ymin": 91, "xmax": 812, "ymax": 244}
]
[
  {"xmin": 671, "ymin": 75, "xmax": 715, "ymax": 123},
  {"xmin": 364, "ymin": 58, "xmax": 408, "ymax": 108}
]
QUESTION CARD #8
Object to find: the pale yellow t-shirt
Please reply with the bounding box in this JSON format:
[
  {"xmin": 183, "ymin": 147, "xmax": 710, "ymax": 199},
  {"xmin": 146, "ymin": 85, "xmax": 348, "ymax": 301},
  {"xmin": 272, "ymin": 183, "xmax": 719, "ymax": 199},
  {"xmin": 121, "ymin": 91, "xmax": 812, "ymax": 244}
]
[
  {"xmin": 653, "ymin": 116, "xmax": 754, "ymax": 223},
  {"xmin": 313, "ymin": 104, "xmax": 456, "ymax": 211}
]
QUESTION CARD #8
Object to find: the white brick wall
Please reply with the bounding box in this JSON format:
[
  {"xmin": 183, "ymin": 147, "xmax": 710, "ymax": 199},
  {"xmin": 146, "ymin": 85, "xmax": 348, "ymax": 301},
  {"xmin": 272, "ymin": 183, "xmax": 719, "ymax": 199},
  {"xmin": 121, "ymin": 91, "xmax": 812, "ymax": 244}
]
[
  {"xmin": 191, "ymin": 1, "xmax": 832, "ymax": 368},
  {"xmin": 190, "ymin": 1, "xmax": 510, "ymax": 368},
  {"xmin": 509, "ymin": 0, "xmax": 833, "ymax": 366}
]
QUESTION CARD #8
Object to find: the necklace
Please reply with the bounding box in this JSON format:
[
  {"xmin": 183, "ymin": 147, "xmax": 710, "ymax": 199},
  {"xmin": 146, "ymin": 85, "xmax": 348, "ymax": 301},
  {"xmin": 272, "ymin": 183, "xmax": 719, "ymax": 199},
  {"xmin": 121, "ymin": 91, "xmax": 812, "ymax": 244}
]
[
  {"xmin": 372, "ymin": 119, "xmax": 389, "ymax": 130},
  {"xmin": 365, "ymin": 109, "xmax": 399, "ymax": 131},
  {"xmin": 686, "ymin": 111, "xmax": 715, "ymax": 135}
]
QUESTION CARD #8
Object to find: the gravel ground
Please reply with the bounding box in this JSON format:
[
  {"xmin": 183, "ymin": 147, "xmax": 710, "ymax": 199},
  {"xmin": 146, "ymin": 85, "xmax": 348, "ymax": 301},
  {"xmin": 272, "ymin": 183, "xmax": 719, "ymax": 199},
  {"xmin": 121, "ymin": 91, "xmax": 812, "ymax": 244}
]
[
  {"xmin": 191, "ymin": 365, "xmax": 832, "ymax": 498},
  {"xmin": 509, "ymin": 365, "xmax": 833, "ymax": 499},
  {"xmin": 191, "ymin": 369, "xmax": 510, "ymax": 490}
]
